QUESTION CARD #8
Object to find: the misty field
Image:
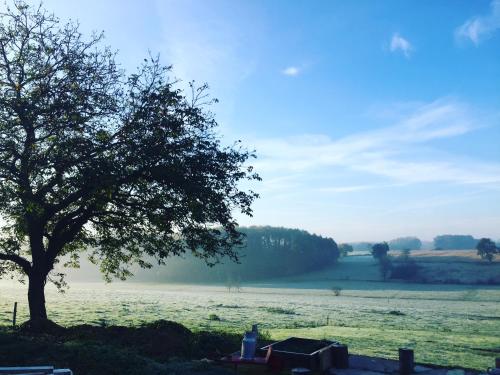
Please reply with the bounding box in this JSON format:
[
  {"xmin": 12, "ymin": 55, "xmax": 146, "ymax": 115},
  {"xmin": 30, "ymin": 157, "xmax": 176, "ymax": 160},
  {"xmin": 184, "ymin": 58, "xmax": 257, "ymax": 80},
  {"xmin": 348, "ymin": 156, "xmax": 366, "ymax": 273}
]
[{"xmin": 1, "ymin": 280, "xmax": 499, "ymax": 371}]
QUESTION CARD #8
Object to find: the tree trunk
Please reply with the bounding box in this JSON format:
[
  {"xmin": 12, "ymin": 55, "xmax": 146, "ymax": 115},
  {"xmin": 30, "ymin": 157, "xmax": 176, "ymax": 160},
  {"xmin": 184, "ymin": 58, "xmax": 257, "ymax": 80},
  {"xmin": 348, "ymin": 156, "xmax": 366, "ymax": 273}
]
[{"xmin": 28, "ymin": 271, "xmax": 47, "ymax": 320}]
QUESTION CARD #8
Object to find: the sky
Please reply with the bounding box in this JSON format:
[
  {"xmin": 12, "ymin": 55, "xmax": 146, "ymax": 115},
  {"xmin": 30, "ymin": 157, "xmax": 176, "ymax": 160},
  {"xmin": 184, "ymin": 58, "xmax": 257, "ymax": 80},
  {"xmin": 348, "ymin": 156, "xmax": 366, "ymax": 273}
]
[{"xmin": 15, "ymin": 0, "xmax": 500, "ymax": 242}]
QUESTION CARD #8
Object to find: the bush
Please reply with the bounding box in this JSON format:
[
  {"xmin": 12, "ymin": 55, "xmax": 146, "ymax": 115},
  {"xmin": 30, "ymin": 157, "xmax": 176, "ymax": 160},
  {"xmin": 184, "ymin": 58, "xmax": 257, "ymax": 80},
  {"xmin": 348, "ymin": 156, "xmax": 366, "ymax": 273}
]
[
  {"xmin": 331, "ymin": 286, "xmax": 342, "ymax": 296},
  {"xmin": 263, "ymin": 307, "xmax": 296, "ymax": 315},
  {"xmin": 390, "ymin": 251, "xmax": 419, "ymax": 280},
  {"xmin": 388, "ymin": 310, "xmax": 405, "ymax": 316},
  {"xmin": 208, "ymin": 314, "xmax": 221, "ymax": 321},
  {"xmin": 391, "ymin": 261, "xmax": 419, "ymax": 280}
]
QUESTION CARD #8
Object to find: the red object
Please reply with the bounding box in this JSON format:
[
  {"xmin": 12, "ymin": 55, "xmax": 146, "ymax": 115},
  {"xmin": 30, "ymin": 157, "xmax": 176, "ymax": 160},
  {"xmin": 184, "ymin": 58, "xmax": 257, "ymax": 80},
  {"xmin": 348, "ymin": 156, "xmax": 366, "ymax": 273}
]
[
  {"xmin": 219, "ymin": 347, "xmax": 284, "ymax": 373},
  {"xmin": 224, "ymin": 354, "xmax": 268, "ymax": 365}
]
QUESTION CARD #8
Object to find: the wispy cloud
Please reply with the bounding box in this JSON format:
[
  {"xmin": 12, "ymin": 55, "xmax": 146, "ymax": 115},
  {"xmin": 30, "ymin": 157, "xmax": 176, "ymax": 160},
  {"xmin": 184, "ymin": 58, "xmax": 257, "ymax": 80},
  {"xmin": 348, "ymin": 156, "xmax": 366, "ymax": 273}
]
[
  {"xmin": 456, "ymin": 0, "xmax": 500, "ymax": 45},
  {"xmin": 316, "ymin": 184, "xmax": 402, "ymax": 194},
  {"xmin": 282, "ymin": 66, "xmax": 301, "ymax": 76},
  {"xmin": 389, "ymin": 33, "xmax": 413, "ymax": 58},
  {"xmin": 251, "ymin": 99, "xmax": 500, "ymax": 191}
]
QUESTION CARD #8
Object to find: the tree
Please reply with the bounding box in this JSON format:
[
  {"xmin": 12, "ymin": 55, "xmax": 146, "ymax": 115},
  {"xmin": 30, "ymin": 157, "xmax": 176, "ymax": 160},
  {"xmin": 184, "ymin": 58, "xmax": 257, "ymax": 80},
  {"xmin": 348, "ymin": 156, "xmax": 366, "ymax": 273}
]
[
  {"xmin": 371, "ymin": 242, "xmax": 389, "ymax": 259},
  {"xmin": 338, "ymin": 243, "xmax": 353, "ymax": 257},
  {"xmin": 378, "ymin": 255, "xmax": 392, "ymax": 281},
  {"xmin": 0, "ymin": 2, "xmax": 259, "ymax": 325},
  {"xmin": 476, "ymin": 238, "xmax": 498, "ymax": 263}
]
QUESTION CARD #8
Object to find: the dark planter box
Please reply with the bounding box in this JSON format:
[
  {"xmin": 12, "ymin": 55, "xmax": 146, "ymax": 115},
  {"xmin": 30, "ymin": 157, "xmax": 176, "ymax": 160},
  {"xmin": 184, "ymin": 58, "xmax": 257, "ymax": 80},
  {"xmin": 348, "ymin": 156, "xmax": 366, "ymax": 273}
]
[{"xmin": 258, "ymin": 337, "xmax": 339, "ymax": 371}]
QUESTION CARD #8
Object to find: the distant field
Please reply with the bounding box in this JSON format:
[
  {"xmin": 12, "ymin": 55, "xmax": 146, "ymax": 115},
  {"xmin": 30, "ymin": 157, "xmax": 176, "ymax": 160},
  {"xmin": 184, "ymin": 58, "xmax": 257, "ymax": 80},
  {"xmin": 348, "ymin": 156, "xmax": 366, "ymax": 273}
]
[
  {"xmin": 277, "ymin": 251, "xmax": 500, "ymax": 285},
  {"xmin": 403, "ymin": 250, "xmax": 499, "ymax": 284},
  {"xmin": 401, "ymin": 249, "xmax": 499, "ymax": 262},
  {"xmin": 1, "ymin": 280, "xmax": 499, "ymax": 371}
]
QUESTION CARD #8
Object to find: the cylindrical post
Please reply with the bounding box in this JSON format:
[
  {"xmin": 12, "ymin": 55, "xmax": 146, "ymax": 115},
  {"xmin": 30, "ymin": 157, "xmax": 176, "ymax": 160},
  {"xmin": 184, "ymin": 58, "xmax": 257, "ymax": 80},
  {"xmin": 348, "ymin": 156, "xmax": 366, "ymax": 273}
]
[
  {"xmin": 12, "ymin": 302, "xmax": 17, "ymax": 327},
  {"xmin": 399, "ymin": 348, "xmax": 414, "ymax": 374}
]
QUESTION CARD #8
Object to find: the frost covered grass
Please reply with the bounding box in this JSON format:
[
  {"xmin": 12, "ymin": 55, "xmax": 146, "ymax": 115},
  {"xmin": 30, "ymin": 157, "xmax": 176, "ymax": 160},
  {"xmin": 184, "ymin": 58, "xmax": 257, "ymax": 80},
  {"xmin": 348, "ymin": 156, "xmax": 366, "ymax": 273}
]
[{"xmin": 1, "ymin": 280, "xmax": 499, "ymax": 370}]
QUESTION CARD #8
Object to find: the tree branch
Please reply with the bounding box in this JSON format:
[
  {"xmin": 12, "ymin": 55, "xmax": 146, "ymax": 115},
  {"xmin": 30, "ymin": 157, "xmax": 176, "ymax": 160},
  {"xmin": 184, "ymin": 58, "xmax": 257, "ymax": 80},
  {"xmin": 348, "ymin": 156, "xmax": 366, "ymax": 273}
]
[{"xmin": 0, "ymin": 252, "xmax": 31, "ymax": 274}]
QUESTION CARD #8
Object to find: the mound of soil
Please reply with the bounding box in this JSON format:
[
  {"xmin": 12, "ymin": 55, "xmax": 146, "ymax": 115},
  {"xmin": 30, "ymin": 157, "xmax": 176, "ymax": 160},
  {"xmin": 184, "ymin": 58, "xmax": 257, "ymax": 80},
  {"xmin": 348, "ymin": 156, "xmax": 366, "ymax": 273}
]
[
  {"xmin": 13, "ymin": 319, "xmax": 243, "ymax": 364},
  {"xmin": 65, "ymin": 319, "xmax": 194, "ymax": 359},
  {"xmin": 18, "ymin": 318, "xmax": 66, "ymax": 334}
]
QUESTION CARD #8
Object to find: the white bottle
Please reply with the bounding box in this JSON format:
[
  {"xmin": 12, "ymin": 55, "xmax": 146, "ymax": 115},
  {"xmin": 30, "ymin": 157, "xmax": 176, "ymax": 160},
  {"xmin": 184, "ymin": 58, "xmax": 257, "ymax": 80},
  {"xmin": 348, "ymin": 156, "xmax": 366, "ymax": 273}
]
[{"xmin": 241, "ymin": 331, "xmax": 257, "ymax": 359}]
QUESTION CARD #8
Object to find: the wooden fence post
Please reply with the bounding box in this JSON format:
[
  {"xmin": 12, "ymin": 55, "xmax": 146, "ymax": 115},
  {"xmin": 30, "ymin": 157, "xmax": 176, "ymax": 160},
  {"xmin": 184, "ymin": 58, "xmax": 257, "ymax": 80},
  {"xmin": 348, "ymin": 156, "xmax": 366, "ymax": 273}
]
[{"xmin": 12, "ymin": 302, "xmax": 17, "ymax": 327}]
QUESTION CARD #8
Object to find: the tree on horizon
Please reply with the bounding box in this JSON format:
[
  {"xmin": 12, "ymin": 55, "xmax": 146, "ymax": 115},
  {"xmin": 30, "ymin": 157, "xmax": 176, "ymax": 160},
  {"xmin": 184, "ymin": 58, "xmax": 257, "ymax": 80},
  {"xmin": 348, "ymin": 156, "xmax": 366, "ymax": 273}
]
[
  {"xmin": 371, "ymin": 242, "xmax": 389, "ymax": 259},
  {"xmin": 476, "ymin": 238, "xmax": 498, "ymax": 263}
]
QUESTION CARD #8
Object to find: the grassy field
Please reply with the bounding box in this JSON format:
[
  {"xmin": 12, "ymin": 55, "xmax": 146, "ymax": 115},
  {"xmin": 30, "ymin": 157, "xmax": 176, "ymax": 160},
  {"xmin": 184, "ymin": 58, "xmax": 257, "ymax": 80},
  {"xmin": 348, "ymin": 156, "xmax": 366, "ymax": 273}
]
[
  {"xmin": 271, "ymin": 252, "xmax": 500, "ymax": 285},
  {"xmin": 408, "ymin": 250, "xmax": 493, "ymax": 261},
  {"xmin": 1, "ymin": 278, "xmax": 499, "ymax": 371}
]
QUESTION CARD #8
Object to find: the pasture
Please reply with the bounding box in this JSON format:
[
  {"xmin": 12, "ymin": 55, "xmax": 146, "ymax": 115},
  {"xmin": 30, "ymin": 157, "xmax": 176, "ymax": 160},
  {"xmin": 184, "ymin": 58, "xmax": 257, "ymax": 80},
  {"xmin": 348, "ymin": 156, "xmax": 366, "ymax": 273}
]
[
  {"xmin": 269, "ymin": 253, "xmax": 500, "ymax": 285},
  {"xmin": 1, "ymin": 279, "xmax": 499, "ymax": 371}
]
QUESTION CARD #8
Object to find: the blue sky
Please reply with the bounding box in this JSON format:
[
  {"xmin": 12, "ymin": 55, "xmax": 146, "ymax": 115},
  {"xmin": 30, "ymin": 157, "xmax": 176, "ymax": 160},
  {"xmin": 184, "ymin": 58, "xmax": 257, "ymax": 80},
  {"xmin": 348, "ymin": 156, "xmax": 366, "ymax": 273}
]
[{"xmin": 19, "ymin": 0, "xmax": 500, "ymax": 242}]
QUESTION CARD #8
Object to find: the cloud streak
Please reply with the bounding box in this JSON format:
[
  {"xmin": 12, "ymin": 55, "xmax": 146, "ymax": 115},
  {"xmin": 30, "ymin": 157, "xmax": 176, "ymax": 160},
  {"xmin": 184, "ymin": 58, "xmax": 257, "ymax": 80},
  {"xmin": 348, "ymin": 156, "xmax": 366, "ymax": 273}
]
[
  {"xmin": 456, "ymin": 0, "xmax": 500, "ymax": 45},
  {"xmin": 251, "ymin": 99, "xmax": 500, "ymax": 191}
]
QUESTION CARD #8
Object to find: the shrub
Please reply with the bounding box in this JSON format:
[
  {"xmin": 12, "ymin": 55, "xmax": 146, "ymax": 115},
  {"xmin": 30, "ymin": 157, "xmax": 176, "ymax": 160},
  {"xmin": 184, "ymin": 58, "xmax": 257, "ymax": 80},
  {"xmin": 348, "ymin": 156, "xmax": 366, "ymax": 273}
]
[
  {"xmin": 391, "ymin": 261, "xmax": 419, "ymax": 280},
  {"xmin": 263, "ymin": 307, "xmax": 296, "ymax": 315},
  {"xmin": 388, "ymin": 310, "xmax": 406, "ymax": 316},
  {"xmin": 331, "ymin": 286, "xmax": 342, "ymax": 296},
  {"xmin": 208, "ymin": 314, "xmax": 221, "ymax": 321}
]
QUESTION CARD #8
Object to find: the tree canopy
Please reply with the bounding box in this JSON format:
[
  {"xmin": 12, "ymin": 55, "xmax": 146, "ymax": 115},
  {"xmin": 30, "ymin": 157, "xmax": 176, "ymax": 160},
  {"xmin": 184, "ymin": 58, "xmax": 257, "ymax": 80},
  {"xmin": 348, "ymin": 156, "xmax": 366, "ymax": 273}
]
[
  {"xmin": 476, "ymin": 238, "xmax": 498, "ymax": 263},
  {"xmin": 371, "ymin": 242, "xmax": 389, "ymax": 259},
  {"xmin": 338, "ymin": 243, "xmax": 354, "ymax": 257},
  {"xmin": 0, "ymin": 2, "xmax": 259, "ymax": 323}
]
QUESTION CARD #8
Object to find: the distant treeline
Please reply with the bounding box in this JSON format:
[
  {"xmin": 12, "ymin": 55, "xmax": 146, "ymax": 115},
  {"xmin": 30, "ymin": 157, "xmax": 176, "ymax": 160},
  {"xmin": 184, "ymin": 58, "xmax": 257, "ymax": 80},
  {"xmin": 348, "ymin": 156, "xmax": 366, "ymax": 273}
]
[
  {"xmin": 433, "ymin": 235, "xmax": 478, "ymax": 250},
  {"xmin": 349, "ymin": 234, "xmax": 499, "ymax": 251},
  {"xmin": 349, "ymin": 237, "xmax": 423, "ymax": 251},
  {"xmin": 134, "ymin": 226, "xmax": 339, "ymax": 283},
  {"xmin": 389, "ymin": 237, "xmax": 422, "ymax": 250}
]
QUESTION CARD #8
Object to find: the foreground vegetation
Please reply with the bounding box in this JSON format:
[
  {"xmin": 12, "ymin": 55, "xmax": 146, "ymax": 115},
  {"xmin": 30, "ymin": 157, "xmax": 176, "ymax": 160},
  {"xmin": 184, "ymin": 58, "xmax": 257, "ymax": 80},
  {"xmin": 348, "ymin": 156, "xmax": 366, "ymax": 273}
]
[
  {"xmin": 1, "ymin": 280, "xmax": 498, "ymax": 371},
  {"xmin": 0, "ymin": 320, "xmax": 242, "ymax": 375}
]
